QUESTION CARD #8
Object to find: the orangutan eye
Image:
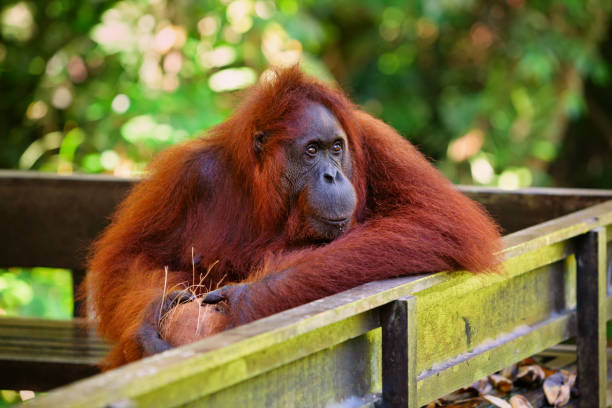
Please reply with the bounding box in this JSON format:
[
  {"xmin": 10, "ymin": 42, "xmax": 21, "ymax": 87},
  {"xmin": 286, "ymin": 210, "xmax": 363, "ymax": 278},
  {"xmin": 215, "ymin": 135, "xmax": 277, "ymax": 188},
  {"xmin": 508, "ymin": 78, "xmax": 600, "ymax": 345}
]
[
  {"xmin": 306, "ymin": 145, "xmax": 317, "ymax": 156},
  {"xmin": 331, "ymin": 141, "xmax": 343, "ymax": 154}
]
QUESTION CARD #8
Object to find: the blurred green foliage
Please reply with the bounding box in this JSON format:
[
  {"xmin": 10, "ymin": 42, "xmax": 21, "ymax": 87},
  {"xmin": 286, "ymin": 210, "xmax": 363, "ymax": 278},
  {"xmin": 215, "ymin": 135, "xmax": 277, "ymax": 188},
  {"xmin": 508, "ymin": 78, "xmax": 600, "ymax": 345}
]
[
  {"xmin": 0, "ymin": 267, "xmax": 72, "ymax": 403},
  {"xmin": 0, "ymin": 268, "xmax": 72, "ymax": 318},
  {"xmin": 0, "ymin": 2, "xmax": 610, "ymax": 401},
  {"xmin": 0, "ymin": 390, "xmax": 24, "ymax": 407},
  {"xmin": 0, "ymin": 267, "xmax": 71, "ymax": 403},
  {"xmin": 0, "ymin": 0, "xmax": 610, "ymax": 333},
  {"xmin": 1, "ymin": 0, "xmax": 610, "ymax": 187}
]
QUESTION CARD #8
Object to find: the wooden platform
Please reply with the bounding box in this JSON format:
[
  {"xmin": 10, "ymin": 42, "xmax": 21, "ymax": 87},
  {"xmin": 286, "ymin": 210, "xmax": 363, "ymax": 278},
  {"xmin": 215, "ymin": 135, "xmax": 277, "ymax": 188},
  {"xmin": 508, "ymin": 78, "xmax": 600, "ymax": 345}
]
[
  {"xmin": 21, "ymin": 199, "xmax": 612, "ymax": 407},
  {"xmin": 1, "ymin": 171, "xmax": 612, "ymax": 406},
  {"xmin": 0, "ymin": 317, "xmax": 108, "ymax": 391}
]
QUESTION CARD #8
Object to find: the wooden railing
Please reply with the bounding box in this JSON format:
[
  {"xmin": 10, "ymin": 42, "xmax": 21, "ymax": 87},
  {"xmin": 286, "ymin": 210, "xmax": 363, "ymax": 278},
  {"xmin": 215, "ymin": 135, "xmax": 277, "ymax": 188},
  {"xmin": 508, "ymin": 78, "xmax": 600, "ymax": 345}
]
[{"xmin": 1, "ymin": 171, "xmax": 611, "ymax": 407}]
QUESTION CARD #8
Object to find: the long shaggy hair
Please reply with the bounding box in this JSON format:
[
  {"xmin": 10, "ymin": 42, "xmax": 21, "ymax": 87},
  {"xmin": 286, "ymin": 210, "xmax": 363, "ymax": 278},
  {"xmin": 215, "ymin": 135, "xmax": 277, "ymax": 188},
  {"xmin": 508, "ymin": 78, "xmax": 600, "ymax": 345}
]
[{"xmin": 86, "ymin": 66, "xmax": 501, "ymax": 368}]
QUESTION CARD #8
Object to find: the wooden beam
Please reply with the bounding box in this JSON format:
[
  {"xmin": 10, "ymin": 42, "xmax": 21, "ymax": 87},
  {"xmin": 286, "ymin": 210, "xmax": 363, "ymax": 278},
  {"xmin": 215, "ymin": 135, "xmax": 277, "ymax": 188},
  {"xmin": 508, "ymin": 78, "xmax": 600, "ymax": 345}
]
[
  {"xmin": 0, "ymin": 171, "xmax": 133, "ymax": 270},
  {"xmin": 576, "ymin": 227, "xmax": 607, "ymax": 408},
  {"xmin": 1, "ymin": 170, "xmax": 611, "ymax": 270},
  {"xmin": 0, "ymin": 317, "xmax": 107, "ymax": 391},
  {"xmin": 459, "ymin": 185, "xmax": 612, "ymax": 234},
  {"xmin": 380, "ymin": 296, "xmax": 417, "ymax": 407},
  {"xmin": 25, "ymin": 200, "xmax": 612, "ymax": 407}
]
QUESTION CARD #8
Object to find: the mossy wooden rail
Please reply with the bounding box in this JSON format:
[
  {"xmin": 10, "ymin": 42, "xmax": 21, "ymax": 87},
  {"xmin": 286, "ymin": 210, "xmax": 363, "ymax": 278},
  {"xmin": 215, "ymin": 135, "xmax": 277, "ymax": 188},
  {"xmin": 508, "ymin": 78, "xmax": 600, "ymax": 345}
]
[{"xmin": 1, "ymin": 171, "xmax": 611, "ymax": 407}]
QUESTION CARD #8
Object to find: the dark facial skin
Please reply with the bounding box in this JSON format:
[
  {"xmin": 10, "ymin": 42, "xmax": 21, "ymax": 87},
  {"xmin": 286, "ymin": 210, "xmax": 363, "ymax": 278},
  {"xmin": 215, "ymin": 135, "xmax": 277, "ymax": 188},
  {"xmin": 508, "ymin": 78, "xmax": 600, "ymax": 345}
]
[{"xmin": 282, "ymin": 102, "xmax": 357, "ymax": 241}]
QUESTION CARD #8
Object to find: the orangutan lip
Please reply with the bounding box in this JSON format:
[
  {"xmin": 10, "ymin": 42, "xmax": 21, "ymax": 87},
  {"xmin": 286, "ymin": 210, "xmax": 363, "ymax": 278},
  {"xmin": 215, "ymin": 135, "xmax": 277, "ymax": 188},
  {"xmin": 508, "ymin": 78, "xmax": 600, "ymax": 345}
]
[{"xmin": 320, "ymin": 217, "xmax": 349, "ymax": 225}]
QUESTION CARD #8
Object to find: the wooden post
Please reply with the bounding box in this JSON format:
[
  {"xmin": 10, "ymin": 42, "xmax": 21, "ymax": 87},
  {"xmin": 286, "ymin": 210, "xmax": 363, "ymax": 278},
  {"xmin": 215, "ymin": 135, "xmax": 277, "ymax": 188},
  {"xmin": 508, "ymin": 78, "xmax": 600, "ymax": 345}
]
[
  {"xmin": 576, "ymin": 227, "xmax": 607, "ymax": 408},
  {"xmin": 380, "ymin": 295, "xmax": 417, "ymax": 408}
]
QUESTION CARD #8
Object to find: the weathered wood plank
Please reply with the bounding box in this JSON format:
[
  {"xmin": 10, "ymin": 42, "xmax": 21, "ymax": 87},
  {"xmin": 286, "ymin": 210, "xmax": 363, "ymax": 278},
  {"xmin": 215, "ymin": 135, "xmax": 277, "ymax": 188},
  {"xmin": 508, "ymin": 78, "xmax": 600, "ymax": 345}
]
[
  {"xmin": 24, "ymin": 200, "xmax": 612, "ymax": 407},
  {"xmin": 576, "ymin": 228, "xmax": 607, "ymax": 408},
  {"xmin": 0, "ymin": 172, "xmax": 610, "ymax": 400},
  {"xmin": 1, "ymin": 360, "xmax": 101, "ymax": 392},
  {"xmin": 2, "ymin": 169, "xmax": 611, "ymax": 270},
  {"xmin": 0, "ymin": 317, "xmax": 107, "ymax": 391},
  {"xmin": 414, "ymin": 242, "xmax": 574, "ymax": 368},
  {"xmin": 24, "ymin": 278, "xmax": 424, "ymax": 408},
  {"xmin": 1, "ymin": 169, "xmax": 608, "ymax": 403},
  {"xmin": 417, "ymin": 311, "xmax": 576, "ymax": 405},
  {"xmin": 381, "ymin": 296, "xmax": 417, "ymax": 408},
  {"xmin": 0, "ymin": 317, "xmax": 107, "ymax": 348},
  {"xmin": 180, "ymin": 330, "xmax": 382, "ymax": 408},
  {"xmin": 22, "ymin": 245, "xmax": 559, "ymax": 406},
  {"xmin": 459, "ymin": 185, "xmax": 612, "ymax": 234},
  {"xmin": 0, "ymin": 171, "xmax": 132, "ymax": 270},
  {"xmin": 503, "ymin": 200, "xmax": 612, "ymax": 257}
]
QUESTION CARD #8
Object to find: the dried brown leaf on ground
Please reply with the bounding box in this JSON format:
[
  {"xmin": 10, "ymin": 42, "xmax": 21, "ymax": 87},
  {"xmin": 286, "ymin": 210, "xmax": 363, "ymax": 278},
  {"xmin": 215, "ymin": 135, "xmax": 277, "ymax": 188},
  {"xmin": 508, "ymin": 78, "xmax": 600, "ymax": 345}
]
[
  {"xmin": 499, "ymin": 364, "xmax": 517, "ymax": 379},
  {"xmin": 467, "ymin": 378, "xmax": 493, "ymax": 395},
  {"xmin": 543, "ymin": 372, "xmax": 571, "ymax": 407},
  {"xmin": 436, "ymin": 355, "xmax": 579, "ymax": 407},
  {"xmin": 482, "ymin": 395, "xmax": 512, "ymax": 408},
  {"xmin": 445, "ymin": 398, "xmax": 481, "ymax": 408},
  {"xmin": 509, "ymin": 395, "xmax": 533, "ymax": 408},
  {"xmin": 560, "ymin": 370, "xmax": 576, "ymax": 388},
  {"xmin": 489, "ymin": 374, "xmax": 513, "ymax": 393},
  {"xmin": 515, "ymin": 365, "xmax": 546, "ymax": 385},
  {"xmin": 541, "ymin": 366, "xmax": 558, "ymax": 378},
  {"xmin": 518, "ymin": 357, "xmax": 537, "ymax": 366},
  {"xmin": 446, "ymin": 389, "xmax": 477, "ymax": 403}
]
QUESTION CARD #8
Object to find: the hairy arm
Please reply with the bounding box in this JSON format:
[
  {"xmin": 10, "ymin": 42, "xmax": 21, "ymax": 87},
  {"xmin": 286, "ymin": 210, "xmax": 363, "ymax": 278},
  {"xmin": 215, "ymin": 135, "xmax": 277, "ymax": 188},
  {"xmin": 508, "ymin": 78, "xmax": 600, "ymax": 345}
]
[
  {"xmin": 86, "ymin": 140, "xmax": 215, "ymax": 368},
  {"xmin": 206, "ymin": 111, "xmax": 501, "ymax": 326}
]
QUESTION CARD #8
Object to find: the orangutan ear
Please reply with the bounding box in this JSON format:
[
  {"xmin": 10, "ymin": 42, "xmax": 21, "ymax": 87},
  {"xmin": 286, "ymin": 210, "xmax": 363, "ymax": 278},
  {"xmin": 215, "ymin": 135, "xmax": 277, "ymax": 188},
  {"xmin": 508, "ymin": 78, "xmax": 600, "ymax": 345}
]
[{"xmin": 253, "ymin": 131, "xmax": 268, "ymax": 154}]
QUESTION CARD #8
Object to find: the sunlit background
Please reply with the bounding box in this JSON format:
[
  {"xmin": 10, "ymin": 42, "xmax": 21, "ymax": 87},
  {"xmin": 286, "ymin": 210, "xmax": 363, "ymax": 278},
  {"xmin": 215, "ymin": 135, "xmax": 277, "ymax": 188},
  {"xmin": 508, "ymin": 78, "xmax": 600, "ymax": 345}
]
[
  {"xmin": 2, "ymin": 0, "xmax": 611, "ymax": 187},
  {"xmin": 0, "ymin": 0, "xmax": 611, "ymax": 403},
  {"xmin": 2, "ymin": 0, "xmax": 612, "ymax": 296}
]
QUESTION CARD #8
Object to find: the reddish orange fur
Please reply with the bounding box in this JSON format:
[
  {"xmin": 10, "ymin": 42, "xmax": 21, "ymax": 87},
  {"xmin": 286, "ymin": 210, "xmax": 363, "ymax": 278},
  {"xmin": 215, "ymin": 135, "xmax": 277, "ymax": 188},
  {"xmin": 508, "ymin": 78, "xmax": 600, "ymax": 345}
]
[{"xmin": 86, "ymin": 66, "xmax": 501, "ymax": 369}]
